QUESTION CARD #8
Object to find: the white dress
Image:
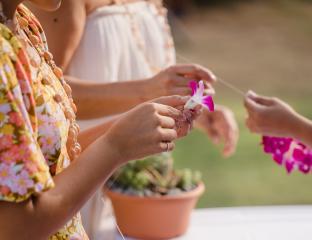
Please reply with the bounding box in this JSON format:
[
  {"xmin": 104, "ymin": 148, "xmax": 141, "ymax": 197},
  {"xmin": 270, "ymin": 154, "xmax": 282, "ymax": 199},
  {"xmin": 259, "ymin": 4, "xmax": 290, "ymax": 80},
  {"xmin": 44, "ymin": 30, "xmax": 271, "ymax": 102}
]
[{"xmin": 66, "ymin": 1, "xmax": 176, "ymax": 239}]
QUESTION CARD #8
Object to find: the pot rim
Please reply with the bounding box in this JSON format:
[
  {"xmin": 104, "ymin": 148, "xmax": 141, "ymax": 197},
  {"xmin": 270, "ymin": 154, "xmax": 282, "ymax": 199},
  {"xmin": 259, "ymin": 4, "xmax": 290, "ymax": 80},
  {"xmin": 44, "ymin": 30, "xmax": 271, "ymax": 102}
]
[{"xmin": 104, "ymin": 182, "xmax": 205, "ymax": 201}]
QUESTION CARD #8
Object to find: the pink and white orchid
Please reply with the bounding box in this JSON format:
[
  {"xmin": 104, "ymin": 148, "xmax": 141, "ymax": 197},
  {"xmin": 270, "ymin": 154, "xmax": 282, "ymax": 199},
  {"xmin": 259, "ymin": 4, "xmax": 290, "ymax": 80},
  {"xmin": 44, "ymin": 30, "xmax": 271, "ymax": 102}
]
[{"xmin": 184, "ymin": 80, "xmax": 214, "ymax": 111}]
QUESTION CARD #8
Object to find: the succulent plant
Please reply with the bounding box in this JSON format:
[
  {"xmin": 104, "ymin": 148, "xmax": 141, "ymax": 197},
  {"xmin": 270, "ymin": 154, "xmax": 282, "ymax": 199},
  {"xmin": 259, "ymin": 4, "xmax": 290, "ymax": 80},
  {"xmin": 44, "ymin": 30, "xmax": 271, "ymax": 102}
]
[{"xmin": 108, "ymin": 153, "xmax": 202, "ymax": 196}]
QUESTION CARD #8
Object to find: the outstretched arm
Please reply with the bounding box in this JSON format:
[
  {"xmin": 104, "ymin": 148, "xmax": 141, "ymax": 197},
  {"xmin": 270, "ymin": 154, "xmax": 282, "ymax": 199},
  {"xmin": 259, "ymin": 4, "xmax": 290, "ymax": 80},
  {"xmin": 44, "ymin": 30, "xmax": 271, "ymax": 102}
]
[{"xmin": 244, "ymin": 91, "xmax": 312, "ymax": 148}]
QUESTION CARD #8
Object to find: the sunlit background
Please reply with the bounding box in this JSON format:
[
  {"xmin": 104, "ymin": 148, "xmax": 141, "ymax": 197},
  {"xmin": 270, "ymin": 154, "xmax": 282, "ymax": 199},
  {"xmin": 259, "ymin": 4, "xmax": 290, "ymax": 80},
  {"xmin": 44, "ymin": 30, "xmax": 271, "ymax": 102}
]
[{"xmin": 167, "ymin": 0, "xmax": 312, "ymax": 208}]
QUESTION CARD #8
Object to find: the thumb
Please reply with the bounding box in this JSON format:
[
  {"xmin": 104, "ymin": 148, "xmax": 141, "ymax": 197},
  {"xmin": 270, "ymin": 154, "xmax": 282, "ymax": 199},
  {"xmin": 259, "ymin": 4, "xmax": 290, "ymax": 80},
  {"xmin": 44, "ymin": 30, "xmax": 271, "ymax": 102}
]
[
  {"xmin": 247, "ymin": 91, "xmax": 275, "ymax": 106},
  {"xmin": 152, "ymin": 95, "xmax": 190, "ymax": 107},
  {"xmin": 244, "ymin": 94, "xmax": 263, "ymax": 113}
]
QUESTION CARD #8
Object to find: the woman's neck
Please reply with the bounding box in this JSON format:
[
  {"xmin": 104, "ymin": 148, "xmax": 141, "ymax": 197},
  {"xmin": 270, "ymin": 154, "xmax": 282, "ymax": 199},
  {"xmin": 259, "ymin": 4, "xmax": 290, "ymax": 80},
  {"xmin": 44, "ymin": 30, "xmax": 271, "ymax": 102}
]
[{"xmin": 1, "ymin": 0, "xmax": 22, "ymax": 20}]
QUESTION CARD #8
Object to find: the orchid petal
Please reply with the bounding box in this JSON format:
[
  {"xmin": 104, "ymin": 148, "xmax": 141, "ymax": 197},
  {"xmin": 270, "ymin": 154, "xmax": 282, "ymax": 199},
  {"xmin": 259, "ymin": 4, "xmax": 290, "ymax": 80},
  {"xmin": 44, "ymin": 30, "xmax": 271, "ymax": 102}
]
[
  {"xmin": 285, "ymin": 160, "xmax": 295, "ymax": 174},
  {"xmin": 198, "ymin": 80, "xmax": 205, "ymax": 96},
  {"xmin": 293, "ymin": 148, "xmax": 305, "ymax": 161},
  {"xmin": 273, "ymin": 154, "xmax": 283, "ymax": 165},
  {"xmin": 202, "ymin": 96, "xmax": 214, "ymax": 111},
  {"xmin": 189, "ymin": 81, "xmax": 198, "ymax": 96},
  {"xmin": 185, "ymin": 80, "xmax": 215, "ymax": 111}
]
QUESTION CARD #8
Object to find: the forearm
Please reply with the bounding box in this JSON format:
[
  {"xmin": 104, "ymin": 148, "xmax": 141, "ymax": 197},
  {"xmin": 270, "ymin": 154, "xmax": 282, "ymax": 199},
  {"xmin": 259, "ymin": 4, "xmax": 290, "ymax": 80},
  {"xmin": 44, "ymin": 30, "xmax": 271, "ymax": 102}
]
[
  {"xmin": 78, "ymin": 115, "xmax": 121, "ymax": 150},
  {"xmin": 0, "ymin": 136, "xmax": 120, "ymax": 239},
  {"xmin": 292, "ymin": 114, "xmax": 312, "ymax": 148},
  {"xmin": 66, "ymin": 76, "xmax": 155, "ymax": 119}
]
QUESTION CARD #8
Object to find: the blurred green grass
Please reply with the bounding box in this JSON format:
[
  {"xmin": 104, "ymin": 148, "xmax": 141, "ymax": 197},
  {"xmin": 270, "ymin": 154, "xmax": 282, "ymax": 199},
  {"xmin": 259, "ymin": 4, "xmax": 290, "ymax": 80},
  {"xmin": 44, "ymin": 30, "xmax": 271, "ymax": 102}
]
[{"xmin": 172, "ymin": 0, "xmax": 312, "ymax": 208}]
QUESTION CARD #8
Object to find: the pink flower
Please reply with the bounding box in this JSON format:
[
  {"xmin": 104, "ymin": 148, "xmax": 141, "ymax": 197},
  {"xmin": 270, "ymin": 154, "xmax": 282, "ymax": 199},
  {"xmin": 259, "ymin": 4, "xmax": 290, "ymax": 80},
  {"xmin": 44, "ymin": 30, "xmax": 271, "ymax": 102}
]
[
  {"xmin": 262, "ymin": 136, "xmax": 292, "ymax": 165},
  {"xmin": 0, "ymin": 185, "xmax": 11, "ymax": 195},
  {"xmin": 262, "ymin": 136, "xmax": 312, "ymax": 174},
  {"xmin": 0, "ymin": 103, "xmax": 12, "ymax": 114},
  {"xmin": 9, "ymin": 169, "xmax": 34, "ymax": 196},
  {"xmin": 39, "ymin": 136, "xmax": 58, "ymax": 160},
  {"xmin": 0, "ymin": 143, "xmax": 31, "ymax": 164},
  {"xmin": 9, "ymin": 111, "xmax": 23, "ymax": 127},
  {"xmin": 0, "ymin": 134, "xmax": 14, "ymax": 151},
  {"xmin": 25, "ymin": 161, "xmax": 38, "ymax": 174},
  {"xmin": 0, "ymin": 163, "xmax": 17, "ymax": 186},
  {"xmin": 185, "ymin": 80, "xmax": 214, "ymax": 111}
]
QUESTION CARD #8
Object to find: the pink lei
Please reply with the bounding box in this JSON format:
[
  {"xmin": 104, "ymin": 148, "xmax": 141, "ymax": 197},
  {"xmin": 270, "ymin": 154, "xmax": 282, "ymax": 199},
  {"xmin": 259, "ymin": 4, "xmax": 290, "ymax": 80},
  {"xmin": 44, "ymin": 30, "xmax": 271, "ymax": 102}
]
[{"xmin": 262, "ymin": 136, "xmax": 312, "ymax": 174}]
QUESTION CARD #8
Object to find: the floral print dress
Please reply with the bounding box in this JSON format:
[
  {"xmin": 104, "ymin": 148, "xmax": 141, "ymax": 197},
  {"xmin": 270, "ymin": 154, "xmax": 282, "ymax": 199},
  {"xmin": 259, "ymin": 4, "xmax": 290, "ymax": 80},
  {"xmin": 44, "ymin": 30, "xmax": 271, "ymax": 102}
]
[{"xmin": 0, "ymin": 5, "xmax": 88, "ymax": 240}]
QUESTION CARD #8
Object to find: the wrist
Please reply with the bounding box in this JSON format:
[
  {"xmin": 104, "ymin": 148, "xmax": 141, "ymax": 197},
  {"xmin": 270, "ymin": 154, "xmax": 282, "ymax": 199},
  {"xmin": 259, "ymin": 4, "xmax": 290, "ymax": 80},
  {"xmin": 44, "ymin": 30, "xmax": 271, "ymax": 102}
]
[
  {"xmin": 140, "ymin": 78, "xmax": 158, "ymax": 101},
  {"xmin": 99, "ymin": 134, "xmax": 125, "ymax": 168},
  {"xmin": 292, "ymin": 115, "xmax": 312, "ymax": 145},
  {"xmin": 142, "ymin": 77, "xmax": 164, "ymax": 100}
]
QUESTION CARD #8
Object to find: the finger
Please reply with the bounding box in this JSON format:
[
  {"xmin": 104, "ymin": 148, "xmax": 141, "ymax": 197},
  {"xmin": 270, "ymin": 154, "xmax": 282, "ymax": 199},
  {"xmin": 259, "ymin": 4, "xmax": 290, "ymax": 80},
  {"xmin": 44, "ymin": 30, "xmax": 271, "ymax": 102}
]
[
  {"xmin": 224, "ymin": 122, "xmax": 239, "ymax": 157},
  {"xmin": 223, "ymin": 129, "xmax": 239, "ymax": 157},
  {"xmin": 158, "ymin": 128, "xmax": 178, "ymax": 142},
  {"xmin": 170, "ymin": 87, "xmax": 192, "ymax": 96},
  {"xmin": 153, "ymin": 95, "xmax": 190, "ymax": 107},
  {"xmin": 194, "ymin": 105, "xmax": 203, "ymax": 114},
  {"xmin": 170, "ymin": 64, "xmax": 217, "ymax": 83},
  {"xmin": 157, "ymin": 115, "xmax": 175, "ymax": 129},
  {"xmin": 159, "ymin": 141, "xmax": 175, "ymax": 152},
  {"xmin": 244, "ymin": 95, "xmax": 262, "ymax": 113},
  {"xmin": 204, "ymin": 82, "xmax": 216, "ymax": 95},
  {"xmin": 156, "ymin": 104, "xmax": 182, "ymax": 118},
  {"xmin": 191, "ymin": 105, "xmax": 203, "ymax": 120},
  {"xmin": 245, "ymin": 117, "xmax": 259, "ymax": 133},
  {"xmin": 172, "ymin": 75, "xmax": 195, "ymax": 87},
  {"xmin": 206, "ymin": 126, "xmax": 220, "ymax": 144},
  {"xmin": 247, "ymin": 91, "xmax": 275, "ymax": 106}
]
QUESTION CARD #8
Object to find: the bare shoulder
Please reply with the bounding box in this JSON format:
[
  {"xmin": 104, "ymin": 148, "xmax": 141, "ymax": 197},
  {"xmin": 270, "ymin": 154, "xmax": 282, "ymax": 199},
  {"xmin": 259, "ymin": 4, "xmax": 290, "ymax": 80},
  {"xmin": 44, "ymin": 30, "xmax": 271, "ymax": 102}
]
[{"xmin": 28, "ymin": 0, "xmax": 86, "ymax": 18}]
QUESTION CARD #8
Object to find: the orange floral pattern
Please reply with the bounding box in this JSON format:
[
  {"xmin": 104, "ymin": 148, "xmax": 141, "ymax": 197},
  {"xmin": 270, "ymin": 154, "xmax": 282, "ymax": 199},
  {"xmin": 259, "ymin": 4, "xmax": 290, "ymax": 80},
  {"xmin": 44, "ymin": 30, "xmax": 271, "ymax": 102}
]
[{"xmin": 0, "ymin": 6, "xmax": 88, "ymax": 240}]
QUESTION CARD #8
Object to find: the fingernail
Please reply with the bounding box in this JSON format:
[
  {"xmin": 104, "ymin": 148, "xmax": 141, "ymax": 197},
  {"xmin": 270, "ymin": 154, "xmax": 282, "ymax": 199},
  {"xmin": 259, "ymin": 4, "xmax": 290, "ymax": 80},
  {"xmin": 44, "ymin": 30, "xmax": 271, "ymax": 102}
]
[
  {"xmin": 248, "ymin": 90, "xmax": 256, "ymax": 96},
  {"xmin": 211, "ymin": 73, "xmax": 217, "ymax": 82},
  {"xmin": 206, "ymin": 88, "xmax": 216, "ymax": 95},
  {"xmin": 173, "ymin": 108, "xmax": 182, "ymax": 115},
  {"xmin": 181, "ymin": 96, "xmax": 191, "ymax": 101},
  {"xmin": 246, "ymin": 90, "xmax": 256, "ymax": 97}
]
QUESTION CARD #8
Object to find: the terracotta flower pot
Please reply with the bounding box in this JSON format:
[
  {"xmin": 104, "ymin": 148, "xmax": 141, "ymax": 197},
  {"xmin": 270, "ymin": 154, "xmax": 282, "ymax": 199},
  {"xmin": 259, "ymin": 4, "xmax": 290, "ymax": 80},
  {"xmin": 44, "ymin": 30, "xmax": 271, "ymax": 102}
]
[{"xmin": 104, "ymin": 183, "xmax": 205, "ymax": 240}]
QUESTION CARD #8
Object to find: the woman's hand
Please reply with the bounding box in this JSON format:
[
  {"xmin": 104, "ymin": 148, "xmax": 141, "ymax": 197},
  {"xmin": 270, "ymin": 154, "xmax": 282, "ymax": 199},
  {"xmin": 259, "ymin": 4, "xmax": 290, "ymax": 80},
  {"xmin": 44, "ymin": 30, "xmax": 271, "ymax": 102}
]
[
  {"xmin": 147, "ymin": 64, "xmax": 216, "ymax": 97},
  {"xmin": 244, "ymin": 91, "xmax": 299, "ymax": 137},
  {"xmin": 104, "ymin": 96, "xmax": 192, "ymax": 164},
  {"xmin": 195, "ymin": 105, "xmax": 239, "ymax": 157}
]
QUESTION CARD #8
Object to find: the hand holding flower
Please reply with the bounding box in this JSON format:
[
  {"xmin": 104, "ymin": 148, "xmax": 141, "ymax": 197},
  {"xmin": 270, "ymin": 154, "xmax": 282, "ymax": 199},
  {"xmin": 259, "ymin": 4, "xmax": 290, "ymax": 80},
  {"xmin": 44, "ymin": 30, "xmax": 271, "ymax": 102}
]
[
  {"xmin": 147, "ymin": 64, "xmax": 216, "ymax": 98},
  {"xmin": 105, "ymin": 96, "xmax": 190, "ymax": 164},
  {"xmin": 173, "ymin": 80, "xmax": 215, "ymax": 138}
]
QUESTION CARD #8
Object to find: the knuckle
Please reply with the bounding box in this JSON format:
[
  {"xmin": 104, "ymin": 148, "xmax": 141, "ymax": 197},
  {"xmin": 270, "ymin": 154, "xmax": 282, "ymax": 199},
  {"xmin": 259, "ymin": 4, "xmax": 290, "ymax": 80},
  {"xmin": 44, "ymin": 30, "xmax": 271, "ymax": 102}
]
[
  {"xmin": 194, "ymin": 64, "xmax": 200, "ymax": 70},
  {"xmin": 192, "ymin": 64, "xmax": 201, "ymax": 72},
  {"xmin": 169, "ymin": 118, "xmax": 176, "ymax": 127},
  {"xmin": 172, "ymin": 130, "xmax": 178, "ymax": 139},
  {"xmin": 159, "ymin": 142, "xmax": 166, "ymax": 151},
  {"xmin": 169, "ymin": 142, "xmax": 175, "ymax": 151},
  {"xmin": 272, "ymin": 97, "xmax": 279, "ymax": 103},
  {"xmin": 154, "ymin": 114, "xmax": 162, "ymax": 126},
  {"xmin": 155, "ymin": 126, "xmax": 163, "ymax": 138},
  {"xmin": 149, "ymin": 103, "xmax": 158, "ymax": 112}
]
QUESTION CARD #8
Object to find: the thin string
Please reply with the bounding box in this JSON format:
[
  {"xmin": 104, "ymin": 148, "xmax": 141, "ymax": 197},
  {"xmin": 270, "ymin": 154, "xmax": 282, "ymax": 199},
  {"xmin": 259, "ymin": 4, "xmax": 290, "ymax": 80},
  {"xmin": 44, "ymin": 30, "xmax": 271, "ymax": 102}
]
[{"xmin": 176, "ymin": 53, "xmax": 246, "ymax": 97}]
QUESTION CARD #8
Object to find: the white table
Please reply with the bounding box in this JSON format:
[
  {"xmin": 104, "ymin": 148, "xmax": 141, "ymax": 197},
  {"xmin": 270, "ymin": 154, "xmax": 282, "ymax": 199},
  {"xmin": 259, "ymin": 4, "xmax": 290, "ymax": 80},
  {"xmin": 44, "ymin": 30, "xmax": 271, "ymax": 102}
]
[{"xmin": 99, "ymin": 206, "xmax": 312, "ymax": 240}]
